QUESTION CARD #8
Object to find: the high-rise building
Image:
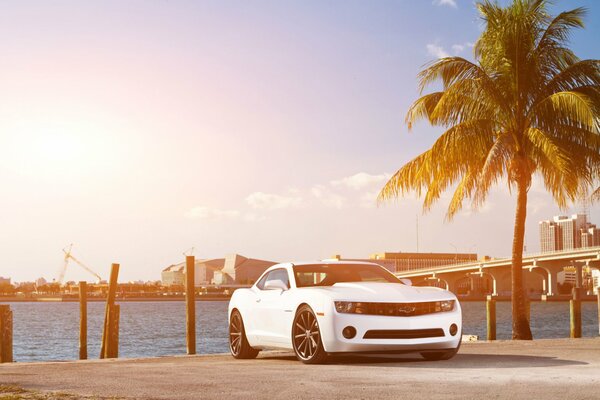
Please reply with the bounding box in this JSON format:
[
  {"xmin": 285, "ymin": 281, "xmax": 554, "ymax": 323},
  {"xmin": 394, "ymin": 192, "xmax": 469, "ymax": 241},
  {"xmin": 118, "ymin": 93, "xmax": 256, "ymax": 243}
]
[
  {"xmin": 539, "ymin": 220, "xmax": 562, "ymax": 252},
  {"xmin": 581, "ymin": 225, "xmax": 600, "ymax": 248},
  {"xmin": 556, "ymin": 214, "xmax": 587, "ymax": 250},
  {"xmin": 539, "ymin": 214, "xmax": 600, "ymax": 253}
]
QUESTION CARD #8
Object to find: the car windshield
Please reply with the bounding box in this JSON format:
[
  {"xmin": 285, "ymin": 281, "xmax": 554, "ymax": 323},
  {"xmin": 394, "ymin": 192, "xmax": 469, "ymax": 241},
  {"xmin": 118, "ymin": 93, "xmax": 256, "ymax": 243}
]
[{"xmin": 293, "ymin": 264, "xmax": 402, "ymax": 287}]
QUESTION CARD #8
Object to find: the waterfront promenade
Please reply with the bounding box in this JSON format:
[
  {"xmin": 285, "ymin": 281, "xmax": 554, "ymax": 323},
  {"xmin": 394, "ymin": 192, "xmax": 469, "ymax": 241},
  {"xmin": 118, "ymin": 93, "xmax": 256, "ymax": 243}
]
[{"xmin": 1, "ymin": 338, "xmax": 599, "ymax": 399}]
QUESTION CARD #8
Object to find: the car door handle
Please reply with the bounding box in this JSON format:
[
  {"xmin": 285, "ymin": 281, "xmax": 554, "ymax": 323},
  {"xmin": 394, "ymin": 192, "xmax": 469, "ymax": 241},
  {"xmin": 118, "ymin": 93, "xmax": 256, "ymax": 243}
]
[{"xmin": 255, "ymin": 298, "xmax": 261, "ymax": 303}]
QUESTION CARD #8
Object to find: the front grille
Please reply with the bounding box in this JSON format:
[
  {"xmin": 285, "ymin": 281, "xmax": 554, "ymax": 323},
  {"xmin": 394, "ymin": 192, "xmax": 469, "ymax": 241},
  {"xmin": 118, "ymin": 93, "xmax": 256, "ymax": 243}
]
[
  {"xmin": 363, "ymin": 329, "xmax": 445, "ymax": 339},
  {"xmin": 353, "ymin": 302, "xmax": 445, "ymax": 317}
]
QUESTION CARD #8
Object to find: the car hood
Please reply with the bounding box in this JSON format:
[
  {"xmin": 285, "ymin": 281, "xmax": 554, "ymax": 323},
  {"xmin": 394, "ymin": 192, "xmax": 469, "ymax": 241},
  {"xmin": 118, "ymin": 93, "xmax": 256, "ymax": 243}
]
[{"xmin": 309, "ymin": 282, "xmax": 455, "ymax": 302}]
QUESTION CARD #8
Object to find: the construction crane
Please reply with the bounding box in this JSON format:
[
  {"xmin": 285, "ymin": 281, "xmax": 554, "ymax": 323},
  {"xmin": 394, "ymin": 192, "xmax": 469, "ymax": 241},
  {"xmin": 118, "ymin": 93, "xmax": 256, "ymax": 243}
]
[{"xmin": 58, "ymin": 244, "xmax": 102, "ymax": 284}]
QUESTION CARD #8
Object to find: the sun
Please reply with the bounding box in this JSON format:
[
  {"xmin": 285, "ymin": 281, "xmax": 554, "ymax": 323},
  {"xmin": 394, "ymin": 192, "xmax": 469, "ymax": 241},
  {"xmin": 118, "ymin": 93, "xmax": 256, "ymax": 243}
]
[{"xmin": 1, "ymin": 115, "xmax": 122, "ymax": 179}]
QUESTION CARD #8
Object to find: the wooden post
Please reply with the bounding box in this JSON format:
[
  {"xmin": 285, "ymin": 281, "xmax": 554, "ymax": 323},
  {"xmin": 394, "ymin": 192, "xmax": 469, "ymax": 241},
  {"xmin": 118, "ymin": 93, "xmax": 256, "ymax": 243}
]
[
  {"xmin": 570, "ymin": 287, "xmax": 582, "ymax": 339},
  {"xmin": 186, "ymin": 255, "xmax": 196, "ymax": 355},
  {"xmin": 596, "ymin": 287, "xmax": 600, "ymax": 337},
  {"xmin": 100, "ymin": 263, "xmax": 120, "ymax": 359},
  {"xmin": 0, "ymin": 305, "xmax": 13, "ymax": 363},
  {"xmin": 79, "ymin": 281, "xmax": 88, "ymax": 360},
  {"xmin": 105, "ymin": 304, "xmax": 120, "ymax": 358},
  {"xmin": 486, "ymin": 297, "xmax": 496, "ymax": 341}
]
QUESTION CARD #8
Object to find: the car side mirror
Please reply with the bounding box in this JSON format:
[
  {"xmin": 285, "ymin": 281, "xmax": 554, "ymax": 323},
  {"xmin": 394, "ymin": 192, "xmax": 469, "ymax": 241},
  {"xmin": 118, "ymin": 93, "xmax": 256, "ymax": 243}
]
[
  {"xmin": 264, "ymin": 279, "xmax": 288, "ymax": 291},
  {"xmin": 400, "ymin": 278, "xmax": 413, "ymax": 286}
]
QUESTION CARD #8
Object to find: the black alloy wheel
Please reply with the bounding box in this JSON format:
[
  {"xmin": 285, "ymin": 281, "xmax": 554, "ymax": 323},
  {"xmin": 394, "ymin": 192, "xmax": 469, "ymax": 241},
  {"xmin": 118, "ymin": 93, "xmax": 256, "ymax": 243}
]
[
  {"xmin": 229, "ymin": 310, "xmax": 259, "ymax": 359},
  {"xmin": 292, "ymin": 305, "xmax": 327, "ymax": 364}
]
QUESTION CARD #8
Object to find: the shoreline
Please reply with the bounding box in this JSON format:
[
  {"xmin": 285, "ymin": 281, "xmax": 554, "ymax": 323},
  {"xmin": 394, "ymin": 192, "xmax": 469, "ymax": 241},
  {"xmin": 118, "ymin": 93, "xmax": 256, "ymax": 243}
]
[
  {"xmin": 1, "ymin": 339, "xmax": 599, "ymax": 399},
  {"xmin": 2, "ymin": 296, "xmax": 598, "ymax": 303},
  {"xmin": 0, "ymin": 296, "xmax": 230, "ymax": 302}
]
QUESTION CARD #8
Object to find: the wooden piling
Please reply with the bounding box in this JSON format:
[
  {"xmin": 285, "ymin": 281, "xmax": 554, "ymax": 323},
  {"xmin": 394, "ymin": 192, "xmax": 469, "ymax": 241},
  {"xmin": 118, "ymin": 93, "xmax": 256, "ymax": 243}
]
[
  {"xmin": 486, "ymin": 297, "xmax": 496, "ymax": 341},
  {"xmin": 186, "ymin": 255, "xmax": 196, "ymax": 355},
  {"xmin": 100, "ymin": 263, "xmax": 120, "ymax": 359},
  {"xmin": 597, "ymin": 288, "xmax": 600, "ymax": 337},
  {"xmin": 79, "ymin": 281, "xmax": 88, "ymax": 360},
  {"xmin": 0, "ymin": 304, "xmax": 13, "ymax": 363},
  {"xmin": 105, "ymin": 304, "xmax": 120, "ymax": 359},
  {"xmin": 570, "ymin": 287, "xmax": 582, "ymax": 339}
]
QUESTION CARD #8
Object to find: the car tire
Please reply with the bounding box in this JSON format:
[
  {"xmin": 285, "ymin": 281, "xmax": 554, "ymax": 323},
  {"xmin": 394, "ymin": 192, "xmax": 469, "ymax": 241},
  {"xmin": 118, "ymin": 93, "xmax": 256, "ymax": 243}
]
[
  {"xmin": 229, "ymin": 310, "xmax": 259, "ymax": 359},
  {"xmin": 420, "ymin": 331, "xmax": 462, "ymax": 361},
  {"xmin": 292, "ymin": 305, "xmax": 328, "ymax": 364}
]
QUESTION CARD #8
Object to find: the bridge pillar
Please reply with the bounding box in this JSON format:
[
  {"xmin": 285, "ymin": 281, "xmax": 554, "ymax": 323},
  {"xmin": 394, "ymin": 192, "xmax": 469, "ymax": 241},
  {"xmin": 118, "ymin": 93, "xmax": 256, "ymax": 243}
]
[
  {"xmin": 485, "ymin": 270, "xmax": 498, "ymax": 297},
  {"xmin": 469, "ymin": 269, "xmax": 498, "ymax": 297},
  {"xmin": 535, "ymin": 262, "xmax": 561, "ymax": 297},
  {"xmin": 488, "ymin": 267, "xmax": 511, "ymax": 297},
  {"xmin": 436, "ymin": 272, "xmax": 467, "ymax": 295}
]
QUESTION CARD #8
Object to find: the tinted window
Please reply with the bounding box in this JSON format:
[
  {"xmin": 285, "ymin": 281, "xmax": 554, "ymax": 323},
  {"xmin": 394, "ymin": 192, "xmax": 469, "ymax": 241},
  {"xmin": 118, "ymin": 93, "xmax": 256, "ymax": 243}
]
[
  {"xmin": 257, "ymin": 268, "xmax": 289, "ymax": 290},
  {"xmin": 293, "ymin": 264, "xmax": 401, "ymax": 287}
]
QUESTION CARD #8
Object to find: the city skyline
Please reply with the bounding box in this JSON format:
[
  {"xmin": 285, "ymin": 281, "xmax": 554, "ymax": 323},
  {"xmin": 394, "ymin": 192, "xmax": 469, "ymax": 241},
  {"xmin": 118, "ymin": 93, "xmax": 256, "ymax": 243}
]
[{"xmin": 2, "ymin": 0, "xmax": 600, "ymax": 283}]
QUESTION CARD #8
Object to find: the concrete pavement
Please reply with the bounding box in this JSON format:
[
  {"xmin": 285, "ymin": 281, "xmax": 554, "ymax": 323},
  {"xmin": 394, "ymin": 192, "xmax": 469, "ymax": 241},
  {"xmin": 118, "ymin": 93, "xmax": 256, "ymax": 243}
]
[{"xmin": 1, "ymin": 338, "xmax": 600, "ymax": 400}]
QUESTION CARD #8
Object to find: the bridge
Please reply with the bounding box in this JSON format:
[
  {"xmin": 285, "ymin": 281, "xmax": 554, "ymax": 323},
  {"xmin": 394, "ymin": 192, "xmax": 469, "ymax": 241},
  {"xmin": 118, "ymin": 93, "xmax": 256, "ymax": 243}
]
[{"xmin": 394, "ymin": 246, "xmax": 600, "ymax": 299}]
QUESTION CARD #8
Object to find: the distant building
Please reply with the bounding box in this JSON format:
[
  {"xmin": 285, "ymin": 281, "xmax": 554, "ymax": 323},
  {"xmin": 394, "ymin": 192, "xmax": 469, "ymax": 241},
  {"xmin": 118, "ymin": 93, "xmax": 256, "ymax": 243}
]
[
  {"xmin": 335, "ymin": 252, "xmax": 478, "ymax": 273},
  {"xmin": 213, "ymin": 254, "xmax": 278, "ymax": 285},
  {"xmin": 558, "ymin": 267, "xmax": 577, "ymax": 286},
  {"xmin": 35, "ymin": 277, "xmax": 47, "ymax": 287},
  {"xmin": 581, "ymin": 225, "xmax": 600, "ymax": 248},
  {"xmin": 592, "ymin": 269, "xmax": 600, "ymax": 293},
  {"xmin": 370, "ymin": 252, "xmax": 477, "ymax": 272},
  {"xmin": 539, "ymin": 220, "xmax": 563, "ymax": 252},
  {"xmin": 161, "ymin": 258, "xmax": 225, "ymax": 287},
  {"xmin": 540, "ymin": 214, "xmax": 600, "ymax": 253},
  {"xmin": 162, "ymin": 254, "xmax": 277, "ymax": 286},
  {"xmin": 0, "ymin": 277, "xmax": 11, "ymax": 285}
]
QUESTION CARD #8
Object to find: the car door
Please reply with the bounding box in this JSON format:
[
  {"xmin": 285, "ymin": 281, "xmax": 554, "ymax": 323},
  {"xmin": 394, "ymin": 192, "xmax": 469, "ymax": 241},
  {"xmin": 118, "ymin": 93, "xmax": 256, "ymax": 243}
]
[{"xmin": 253, "ymin": 268, "xmax": 293, "ymax": 346}]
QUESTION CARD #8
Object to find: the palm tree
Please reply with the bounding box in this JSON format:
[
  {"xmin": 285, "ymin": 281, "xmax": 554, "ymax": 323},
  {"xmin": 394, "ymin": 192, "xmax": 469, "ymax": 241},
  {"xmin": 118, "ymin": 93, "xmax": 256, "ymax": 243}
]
[{"xmin": 379, "ymin": 0, "xmax": 600, "ymax": 339}]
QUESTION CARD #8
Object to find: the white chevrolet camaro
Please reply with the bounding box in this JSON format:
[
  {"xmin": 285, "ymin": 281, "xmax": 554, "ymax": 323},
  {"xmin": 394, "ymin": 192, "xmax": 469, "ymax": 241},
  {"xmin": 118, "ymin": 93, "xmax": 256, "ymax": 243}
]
[{"xmin": 228, "ymin": 261, "xmax": 462, "ymax": 364}]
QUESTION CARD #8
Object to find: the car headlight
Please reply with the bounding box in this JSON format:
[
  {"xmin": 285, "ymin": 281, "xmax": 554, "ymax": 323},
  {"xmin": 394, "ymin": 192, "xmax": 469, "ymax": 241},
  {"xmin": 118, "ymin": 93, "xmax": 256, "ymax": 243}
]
[
  {"xmin": 438, "ymin": 300, "xmax": 455, "ymax": 312},
  {"xmin": 335, "ymin": 300, "xmax": 455, "ymax": 315},
  {"xmin": 335, "ymin": 301, "xmax": 358, "ymax": 314}
]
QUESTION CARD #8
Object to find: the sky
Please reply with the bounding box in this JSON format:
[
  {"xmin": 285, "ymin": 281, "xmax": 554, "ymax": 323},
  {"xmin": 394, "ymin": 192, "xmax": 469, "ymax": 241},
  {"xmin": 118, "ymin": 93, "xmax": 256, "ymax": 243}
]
[{"xmin": 1, "ymin": 0, "xmax": 600, "ymax": 283}]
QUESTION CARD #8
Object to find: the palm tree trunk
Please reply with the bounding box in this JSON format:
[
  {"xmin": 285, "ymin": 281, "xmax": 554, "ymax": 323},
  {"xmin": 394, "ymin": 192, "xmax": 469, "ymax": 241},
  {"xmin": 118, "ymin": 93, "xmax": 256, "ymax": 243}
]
[{"xmin": 511, "ymin": 176, "xmax": 533, "ymax": 340}]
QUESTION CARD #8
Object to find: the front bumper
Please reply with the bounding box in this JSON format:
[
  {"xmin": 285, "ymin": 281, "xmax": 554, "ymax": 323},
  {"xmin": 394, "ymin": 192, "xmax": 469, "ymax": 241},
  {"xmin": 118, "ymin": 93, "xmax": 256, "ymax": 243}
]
[{"xmin": 319, "ymin": 303, "xmax": 462, "ymax": 353}]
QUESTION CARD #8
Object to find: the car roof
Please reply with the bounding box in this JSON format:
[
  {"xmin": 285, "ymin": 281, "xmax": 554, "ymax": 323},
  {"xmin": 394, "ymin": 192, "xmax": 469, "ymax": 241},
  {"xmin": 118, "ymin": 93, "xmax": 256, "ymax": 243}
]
[{"xmin": 268, "ymin": 260, "xmax": 383, "ymax": 269}]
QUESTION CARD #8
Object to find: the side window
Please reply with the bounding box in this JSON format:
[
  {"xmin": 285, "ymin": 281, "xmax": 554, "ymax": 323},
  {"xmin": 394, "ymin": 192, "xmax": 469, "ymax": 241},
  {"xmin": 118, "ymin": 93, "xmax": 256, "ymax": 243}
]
[
  {"xmin": 257, "ymin": 269, "xmax": 290, "ymax": 290},
  {"xmin": 256, "ymin": 273, "xmax": 269, "ymax": 290}
]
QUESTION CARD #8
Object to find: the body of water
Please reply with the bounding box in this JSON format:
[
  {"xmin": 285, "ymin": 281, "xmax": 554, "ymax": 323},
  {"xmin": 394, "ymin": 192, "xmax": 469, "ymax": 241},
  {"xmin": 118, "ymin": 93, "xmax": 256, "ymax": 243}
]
[{"xmin": 5, "ymin": 300, "xmax": 599, "ymax": 362}]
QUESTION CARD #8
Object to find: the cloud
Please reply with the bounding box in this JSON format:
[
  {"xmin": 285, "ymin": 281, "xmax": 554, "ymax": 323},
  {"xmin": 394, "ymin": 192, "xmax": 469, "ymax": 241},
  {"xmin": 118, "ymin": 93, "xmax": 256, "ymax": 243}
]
[
  {"xmin": 427, "ymin": 41, "xmax": 473, "ymax": 59},
  {"xmin": 359, "ymin": 191, "xmax": 380, "ymax": 209},
  {"xmin": 245, "ymin": 192, "xmax": 303, "ymax": 210},
  {"xmin": 331, "ymin": 172, "xmax": 390, "ymax": 190},
  {"xmin": 243, "ymin": 213, "xmax": 268, "ymax": 222},
  {"xmin": 451, "ymin": 44, "xmax": 465, "ymax": 54},
  {"xmin": 185, "ymin": 206, "xmax": 240, "ymax": 219},
  {"xmin": 311, "ymin": 185, "xmax": 346, "ymax": 209},
  {"xmin": 426, "ymin": 43, "xmax": 450, "ymax": 59},
  {"xmin": 433, "ymin": 0, "xmax": 457, "ymax": 7}
]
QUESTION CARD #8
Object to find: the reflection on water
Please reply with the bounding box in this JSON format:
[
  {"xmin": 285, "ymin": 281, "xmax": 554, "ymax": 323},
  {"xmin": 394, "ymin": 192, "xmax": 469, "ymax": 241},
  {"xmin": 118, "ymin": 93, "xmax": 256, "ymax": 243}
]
[{"xmin": 5, "ymin": 300, "xmax": 599, "ymax": 362}]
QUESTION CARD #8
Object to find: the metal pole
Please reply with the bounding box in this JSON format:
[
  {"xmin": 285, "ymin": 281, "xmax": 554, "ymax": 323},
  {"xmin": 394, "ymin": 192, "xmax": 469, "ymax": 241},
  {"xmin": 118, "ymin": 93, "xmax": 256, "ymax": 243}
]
[
  {"xmin": 186, "ymin": 255, "xmax": 196, "ymax": 355},
  {"xmin": 100, "ymin": 263, "xmax": 119, "ymax": 359},
  {"xmin": 79, "ymin": 281, "xmax": 87, "ymax": 360}
]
